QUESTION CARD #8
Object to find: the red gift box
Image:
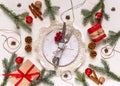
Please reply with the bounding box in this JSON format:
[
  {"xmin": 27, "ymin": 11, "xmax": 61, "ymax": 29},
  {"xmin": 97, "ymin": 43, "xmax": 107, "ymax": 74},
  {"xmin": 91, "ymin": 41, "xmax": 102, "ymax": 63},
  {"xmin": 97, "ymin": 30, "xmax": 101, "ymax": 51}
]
[
  {"xmin": 88, "ymin": 24, "xmax": 106, "ymax": 42},
  {"xmin": 3, "ymin": 60, "xmax": 40, "ymax": 86}
]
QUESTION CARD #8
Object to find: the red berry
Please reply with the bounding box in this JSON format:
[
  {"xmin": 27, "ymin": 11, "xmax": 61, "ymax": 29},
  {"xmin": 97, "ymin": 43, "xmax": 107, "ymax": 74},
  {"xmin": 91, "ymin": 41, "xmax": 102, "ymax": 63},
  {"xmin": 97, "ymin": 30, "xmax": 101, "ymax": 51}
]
[
  {"xmin": 15, "ymin": 57, "xmax": 24, "ymax": 64},
  {"xmin": 85, "ymin": 68, "xmax": 93, "ymax": 76},
  {"xmin": 26, "ymin": 16, "xmax": 33, "ymax": 24},
  {"xmin": 95, "ymin": 12, "xmax": 103, "ymax": 20},
  {"xmin": 54, "ymin": 31, "xmax": 62, "ymax": 42}
]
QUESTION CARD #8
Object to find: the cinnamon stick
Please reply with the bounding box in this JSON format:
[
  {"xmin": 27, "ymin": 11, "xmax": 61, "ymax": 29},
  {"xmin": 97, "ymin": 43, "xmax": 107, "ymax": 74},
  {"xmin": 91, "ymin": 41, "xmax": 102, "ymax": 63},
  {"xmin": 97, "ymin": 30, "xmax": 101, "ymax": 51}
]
[
  {"xmin": 89, "ymin": 76, "xmax": 100, "ymax": 85},
  {"xmin": 29, "ymin": 5, "xmax": 37, "ymax": 18},
  {"xmin": 31, "ymin": 3, "xmax": 42, "ymax": 15},
  {"xmin": 92, "ymin": 70, "xmax": 98, "ymax": 80},
  {"xmin": 33, "ymin": 8, "xmax": 43, "ymax": 20}
]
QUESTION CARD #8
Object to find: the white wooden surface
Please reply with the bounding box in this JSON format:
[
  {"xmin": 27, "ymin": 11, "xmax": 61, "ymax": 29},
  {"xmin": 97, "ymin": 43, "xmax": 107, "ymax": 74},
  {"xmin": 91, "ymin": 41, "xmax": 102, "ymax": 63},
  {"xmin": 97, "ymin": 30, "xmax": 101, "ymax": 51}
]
[{"xmin": 0, "ymin": 0, "xmax": 120, "ymax": 86}]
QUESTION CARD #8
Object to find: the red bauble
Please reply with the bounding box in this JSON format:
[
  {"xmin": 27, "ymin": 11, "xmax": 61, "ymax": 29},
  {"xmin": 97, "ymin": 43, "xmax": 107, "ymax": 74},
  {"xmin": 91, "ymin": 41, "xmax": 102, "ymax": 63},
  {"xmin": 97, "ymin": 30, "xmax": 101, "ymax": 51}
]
[
  {"xmin": 95, "ymin": 12, "xmax": 103, "ymax": 20},
  {"xmin": 26, "ymin": 16, "xmax": 33, "ymax": 24},
  {"xmin": 15, "ymin": 57, "xmax": 24, "ymax": 64},
  {"xmin": 85, "ymin": 68, "xmax": 93, "ymax": 76}
]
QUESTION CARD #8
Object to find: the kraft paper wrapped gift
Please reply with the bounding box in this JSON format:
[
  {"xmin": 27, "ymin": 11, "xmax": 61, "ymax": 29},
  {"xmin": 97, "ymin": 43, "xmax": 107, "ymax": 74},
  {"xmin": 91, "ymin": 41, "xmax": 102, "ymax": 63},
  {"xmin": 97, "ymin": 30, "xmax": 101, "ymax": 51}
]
[{"xmin": 6, "ymin": 60, "xmax": 40, "ymax": 86}]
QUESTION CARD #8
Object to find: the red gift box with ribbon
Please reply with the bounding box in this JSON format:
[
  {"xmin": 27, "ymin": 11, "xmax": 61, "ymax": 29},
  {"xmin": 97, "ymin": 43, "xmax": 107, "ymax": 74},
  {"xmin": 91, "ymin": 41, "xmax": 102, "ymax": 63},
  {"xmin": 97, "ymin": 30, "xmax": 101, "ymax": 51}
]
[
  {"xmin": 88, "ymin": 24, "xmax": 106, "ymax": 42},
  {"xmin": 3, "ymin": 60, "xmax": 40, "ymax": 86}
]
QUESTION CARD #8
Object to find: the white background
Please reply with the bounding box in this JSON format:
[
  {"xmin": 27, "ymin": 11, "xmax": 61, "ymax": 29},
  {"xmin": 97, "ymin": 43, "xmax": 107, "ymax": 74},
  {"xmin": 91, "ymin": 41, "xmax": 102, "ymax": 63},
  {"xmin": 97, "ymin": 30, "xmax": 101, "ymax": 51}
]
[{"xmin": 0, "ymin": 0, "xmax": 120, "ymax": 86}]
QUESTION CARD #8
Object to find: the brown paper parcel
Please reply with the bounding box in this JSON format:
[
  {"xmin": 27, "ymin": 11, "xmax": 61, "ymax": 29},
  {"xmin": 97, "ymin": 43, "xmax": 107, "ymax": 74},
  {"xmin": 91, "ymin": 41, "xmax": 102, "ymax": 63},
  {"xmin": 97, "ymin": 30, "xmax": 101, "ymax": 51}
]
[{"xmin": 9, "ymin": 60, "xmax": 40, "ymax": 86}]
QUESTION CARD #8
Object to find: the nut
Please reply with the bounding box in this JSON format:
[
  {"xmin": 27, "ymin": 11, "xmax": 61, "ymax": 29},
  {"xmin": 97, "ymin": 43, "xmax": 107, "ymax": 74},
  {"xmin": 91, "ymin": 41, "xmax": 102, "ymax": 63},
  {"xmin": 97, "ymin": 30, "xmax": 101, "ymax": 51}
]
[
  {"xmin": 35, "ymin": 1, "xmax": 42, "ymax": 9},
  {"xmin": 88, "ymin": 42, "xmax": 96, "ymax": 49},
  {"xmin": 90, "ymin": 50, "xmax": 97, "ymax": 58}
]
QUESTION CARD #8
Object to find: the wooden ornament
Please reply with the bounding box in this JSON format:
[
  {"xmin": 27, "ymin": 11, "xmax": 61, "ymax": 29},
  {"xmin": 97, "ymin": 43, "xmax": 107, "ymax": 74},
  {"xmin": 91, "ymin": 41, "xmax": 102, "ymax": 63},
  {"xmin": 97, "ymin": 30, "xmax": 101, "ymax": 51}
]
[{"xmin": 99, "ymin": 76, "xmax": 105, "ymax": 84}]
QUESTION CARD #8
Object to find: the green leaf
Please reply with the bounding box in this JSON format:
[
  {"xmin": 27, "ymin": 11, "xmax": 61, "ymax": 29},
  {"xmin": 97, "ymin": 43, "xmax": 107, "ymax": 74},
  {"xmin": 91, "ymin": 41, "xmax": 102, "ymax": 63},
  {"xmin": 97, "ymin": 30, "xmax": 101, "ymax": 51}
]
[
  {"xmin": 44, "ymin": 70, "xmax": 56, "ymax": 79},
  {"xmin": 92, "ymin": 2, "xmax": 102, "ymax": 13},
  {"xmin": 101, "ymin": 59, "xmax": 110, "ymax": 72},
  {"xmin": 18, "ymin": 12, "xmax": 29, "ymax": 19},
  {"xmin": 41, "ymin": 79, "xmax": 54, "ymax": 86},
  {"xmin": 81, "ymin": 9, "xmax": 91, "ymax": 16},
  {"xmin": 109, "ymin": 31, "xmax": 116, "ymax": 35},
  {"xmin": 43, "ymin": 8, "xmax": 49, "ymax": 17},
  {"xmin": 83, "ymin": 16, "xmax": 91, "ymax": 26},
  {"xmin": 107, "ymin": 71, "xmax": 120, "ymax": 81},
  {"xmin": 2, "ymin": 58, "xmax": 8, "ymax": 73},
  {"xmin": 52, "ymin": 6, "xmax": 60, "ymax": 13},
  {"xmin": 103, "ymin": 13, "xmax": 109, "ymax": 20},
  {"xmin": 90, "ymin": 15, "xmax": 95, "ymax": 25},
  {"xmin": 89, "ymin": 64, "xmax": 106, "ymax": 74}
]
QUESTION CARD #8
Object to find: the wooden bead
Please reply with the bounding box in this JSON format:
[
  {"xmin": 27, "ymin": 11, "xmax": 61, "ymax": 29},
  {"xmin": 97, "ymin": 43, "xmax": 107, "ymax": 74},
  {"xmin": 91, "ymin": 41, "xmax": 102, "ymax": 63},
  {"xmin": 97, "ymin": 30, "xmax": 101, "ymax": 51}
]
[
  {"xmin": 35, "ymin": 1, "xmax": 42, "ymax": 9},
  {"xmin": 99, "ymin": 76, "xmax": 105, "ymax": 84}
]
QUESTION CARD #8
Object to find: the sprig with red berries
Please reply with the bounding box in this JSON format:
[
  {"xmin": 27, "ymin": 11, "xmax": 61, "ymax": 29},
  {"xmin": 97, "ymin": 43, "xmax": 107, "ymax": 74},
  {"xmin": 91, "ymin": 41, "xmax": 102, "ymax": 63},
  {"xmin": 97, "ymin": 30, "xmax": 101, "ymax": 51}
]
[
  {"xmin": 81, "ymin": 0, "xmax": 109, "ymax": 26},
  {"xmin": 0, "ymin": 4, "xmax": 31, "ymax": 32}
]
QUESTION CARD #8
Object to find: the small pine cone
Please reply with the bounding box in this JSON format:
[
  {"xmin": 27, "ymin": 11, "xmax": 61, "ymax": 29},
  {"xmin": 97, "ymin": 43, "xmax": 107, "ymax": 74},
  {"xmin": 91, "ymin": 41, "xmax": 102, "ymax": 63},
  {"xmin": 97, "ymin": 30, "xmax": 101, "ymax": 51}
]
[
  {"xmin": 25, "ymin": 36, "xmax": 32, "ymax": 44},
  {"xmin": 25, "ymin": 45, "xmax": 32, "ymax": 52},
  {"xmin": 90, "ymin": 50, "xmax": 97, "ymax": 58},
  {"xmin": 88, "ymin": 42, "xmax": 96, "ymax": 50}
]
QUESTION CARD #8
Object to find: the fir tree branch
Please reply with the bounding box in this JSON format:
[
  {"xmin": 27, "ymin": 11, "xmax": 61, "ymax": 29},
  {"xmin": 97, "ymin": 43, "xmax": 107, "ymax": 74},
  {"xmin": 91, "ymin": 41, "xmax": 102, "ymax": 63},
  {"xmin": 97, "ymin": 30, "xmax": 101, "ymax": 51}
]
[
  {"xmin": 44, "ymin": 0, "xmax": 60, "ymax": 21},
  {"xmin": 89, "ymin": 59, "xmax": 120, "ymax": 82},
  {"xmin": 0, "ymin": 4, "xmax": 31, "ymax": 32},
  {"xmin": 89, "ymin": 64, "xmax": 106, "ymax": 74},
  {"xmin": 1, "ymin": 53, "xmax": 17, "ymax": 86},
  {"xmin": 30, "ymin": 69, "xmax": 56, "ymax": 86},
  {"xmin": 104, "ymin": 30, "xmax": 120, "ymax": 45},
  {"xmin": 75, "ymin": 70, "xmax": 88, "ymax": 86}
]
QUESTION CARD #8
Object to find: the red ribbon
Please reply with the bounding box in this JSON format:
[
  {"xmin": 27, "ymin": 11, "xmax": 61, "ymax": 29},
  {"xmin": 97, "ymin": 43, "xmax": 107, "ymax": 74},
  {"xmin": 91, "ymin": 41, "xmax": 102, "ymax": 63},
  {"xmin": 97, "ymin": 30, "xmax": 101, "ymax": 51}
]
[{"xmin": 3, "ymin": 64, "xmax": 40, "ymax": 86}]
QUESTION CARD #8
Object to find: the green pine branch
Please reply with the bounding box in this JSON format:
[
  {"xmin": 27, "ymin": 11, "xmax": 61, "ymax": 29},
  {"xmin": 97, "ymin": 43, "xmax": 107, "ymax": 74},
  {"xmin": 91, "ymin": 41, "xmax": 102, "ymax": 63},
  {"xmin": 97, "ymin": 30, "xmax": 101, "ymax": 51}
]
[
  {"xmin": 89, "ymin": 59, "xmax": 120, "ymax": 82},
  {"xmin": 30, "ymin": 69, "xmax": 56, "ymax": 86},
  {"xmin": 0, "ymin": 4, "xmax": 31, "ymax": 32},
  {"xmin": 1, "ymin": 53, "xmax": 17, "ymax": 86},
  {"xmin": 81, "ymin": 0, "xmax": 109, "ymax": 26},
  {"xmin": 75, "ymin": 70, "xmax": 88, "ymax": 86},
  {"xmin": 43, "ymin": 0, "xmax": 60, "ymax": 21},
  {"xmin": 104, "ymin": 30, "xmax": 120, "ymax": 45}
]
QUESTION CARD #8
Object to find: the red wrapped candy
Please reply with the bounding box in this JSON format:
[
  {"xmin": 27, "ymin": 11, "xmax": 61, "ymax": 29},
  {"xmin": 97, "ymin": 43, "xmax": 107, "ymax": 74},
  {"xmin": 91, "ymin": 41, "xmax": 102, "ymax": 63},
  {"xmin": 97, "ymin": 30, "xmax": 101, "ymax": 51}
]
[{"xmin": 88, "ymin": 23, "xmax": 106, "ymax": 42}]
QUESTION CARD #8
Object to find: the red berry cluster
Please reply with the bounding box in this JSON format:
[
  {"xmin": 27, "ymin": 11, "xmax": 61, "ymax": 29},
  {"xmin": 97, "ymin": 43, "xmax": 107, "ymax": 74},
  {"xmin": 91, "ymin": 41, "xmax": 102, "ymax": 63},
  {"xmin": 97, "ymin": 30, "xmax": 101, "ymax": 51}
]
[
  {"xmin": 95, "ymin": 12, "xmax": 103, "ymax": 20},
  {"xmin": 54, "ymin": 31, "xmax": 62, "ymax": 43}
]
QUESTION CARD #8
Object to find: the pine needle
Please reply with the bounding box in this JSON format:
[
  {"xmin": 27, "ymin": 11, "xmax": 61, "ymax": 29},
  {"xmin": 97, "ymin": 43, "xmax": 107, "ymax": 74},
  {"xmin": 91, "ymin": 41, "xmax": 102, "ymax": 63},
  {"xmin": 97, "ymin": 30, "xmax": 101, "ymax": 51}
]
[
  {"xmin": 44, "ymin": 0, "xmax": 60, "ymax": 21},
  {"xmin": 104, "ymin": 30, "xmax": 120, "ymax": 45},
  {"xmin": 30, "ymin": 69, "xmax": 56, "ymax": 86},
  {"xmin": 75, "ymin": 70, "xmax": 88, "ymax": 86}
]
